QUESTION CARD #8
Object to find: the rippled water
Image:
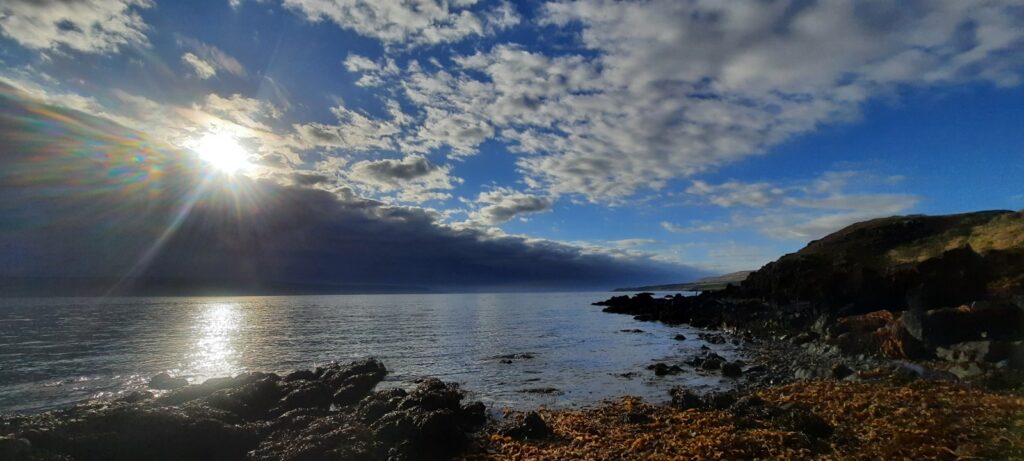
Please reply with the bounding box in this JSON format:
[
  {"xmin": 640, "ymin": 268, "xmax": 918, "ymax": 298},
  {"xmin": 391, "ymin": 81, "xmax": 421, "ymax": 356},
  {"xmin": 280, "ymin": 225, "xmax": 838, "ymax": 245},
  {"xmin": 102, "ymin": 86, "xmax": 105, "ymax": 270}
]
[{"xmin": 0, "ymin": 293, "xmax": 741, "ymax": 414}]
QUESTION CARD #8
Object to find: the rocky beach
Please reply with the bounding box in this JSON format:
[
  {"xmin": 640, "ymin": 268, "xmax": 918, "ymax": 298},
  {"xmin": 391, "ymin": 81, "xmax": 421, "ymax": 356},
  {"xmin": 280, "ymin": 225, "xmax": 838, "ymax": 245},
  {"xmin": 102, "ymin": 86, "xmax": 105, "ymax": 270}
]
[{"xmin": 3, "ymin": 210, "xmax": 1024, "ymax": 460}]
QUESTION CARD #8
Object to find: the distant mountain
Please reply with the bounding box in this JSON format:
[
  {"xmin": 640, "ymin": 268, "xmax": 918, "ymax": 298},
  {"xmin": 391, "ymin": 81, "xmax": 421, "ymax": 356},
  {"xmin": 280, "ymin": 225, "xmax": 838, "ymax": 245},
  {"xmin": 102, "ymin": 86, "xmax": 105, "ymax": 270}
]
[{"xmin": 614, "ymin": 270, "xmax": 753, "ymax": 292}]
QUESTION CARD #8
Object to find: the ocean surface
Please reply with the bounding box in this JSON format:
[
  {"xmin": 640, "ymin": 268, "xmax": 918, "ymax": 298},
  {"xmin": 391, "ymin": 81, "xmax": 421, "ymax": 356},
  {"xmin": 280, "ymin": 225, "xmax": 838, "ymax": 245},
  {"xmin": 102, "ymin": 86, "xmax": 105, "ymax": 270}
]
[{"xmin": 0, "ymin": 292, "xmax": 741, "ymax": 414}]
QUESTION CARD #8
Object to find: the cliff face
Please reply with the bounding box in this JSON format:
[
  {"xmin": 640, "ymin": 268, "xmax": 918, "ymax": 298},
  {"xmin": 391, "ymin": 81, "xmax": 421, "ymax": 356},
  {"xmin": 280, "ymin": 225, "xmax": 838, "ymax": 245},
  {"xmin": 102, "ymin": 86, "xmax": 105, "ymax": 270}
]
[{"xmin": 741, "ymin": 210, "xmax": 1024, "ymax": 315}]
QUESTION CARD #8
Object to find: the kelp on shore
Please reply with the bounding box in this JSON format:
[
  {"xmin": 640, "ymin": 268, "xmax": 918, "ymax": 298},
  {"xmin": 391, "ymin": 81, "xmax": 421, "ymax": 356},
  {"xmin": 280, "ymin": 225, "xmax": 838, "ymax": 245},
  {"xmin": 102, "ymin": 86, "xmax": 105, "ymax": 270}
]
[{"xmin": 466, "ymin": 379, "xmax": 1024, "ymax": 460}]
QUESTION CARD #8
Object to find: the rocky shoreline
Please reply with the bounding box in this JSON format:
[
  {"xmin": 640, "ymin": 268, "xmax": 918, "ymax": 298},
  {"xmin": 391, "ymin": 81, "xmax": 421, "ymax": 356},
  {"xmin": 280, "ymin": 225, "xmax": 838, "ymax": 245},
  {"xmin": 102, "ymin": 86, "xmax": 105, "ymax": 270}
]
[
  {"xmin": 0, "ymin": 359, "xmax": 488, "ymax": 461},
  {"xmin": 3, "ymin": 211, "xmax": 1023, "ymax": 459}
]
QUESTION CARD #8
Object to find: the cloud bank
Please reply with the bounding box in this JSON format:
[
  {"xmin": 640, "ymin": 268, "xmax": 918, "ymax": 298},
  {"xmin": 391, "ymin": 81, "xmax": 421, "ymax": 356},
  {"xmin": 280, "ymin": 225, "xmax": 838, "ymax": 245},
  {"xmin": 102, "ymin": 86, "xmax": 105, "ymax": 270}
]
[{"xmin": 0, "ymin": 85, "xmax": 698, "ymax": 294}]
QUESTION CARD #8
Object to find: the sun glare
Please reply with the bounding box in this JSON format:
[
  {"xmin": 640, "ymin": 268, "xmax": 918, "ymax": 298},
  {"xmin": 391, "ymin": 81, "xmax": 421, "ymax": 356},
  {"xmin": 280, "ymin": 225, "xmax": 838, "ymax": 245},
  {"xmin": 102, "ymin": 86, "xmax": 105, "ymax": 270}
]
[{"xmin": 192, "ymin": 132, "xmax": 252, "ymax": 175}]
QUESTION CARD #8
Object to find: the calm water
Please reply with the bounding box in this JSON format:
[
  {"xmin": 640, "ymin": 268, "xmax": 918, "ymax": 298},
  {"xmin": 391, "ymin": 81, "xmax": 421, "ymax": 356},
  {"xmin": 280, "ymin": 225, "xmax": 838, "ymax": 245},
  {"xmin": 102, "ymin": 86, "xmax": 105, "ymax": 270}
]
[{"xmin": 0, "ymin": 292, "xmax": 741, "ymax": 414}]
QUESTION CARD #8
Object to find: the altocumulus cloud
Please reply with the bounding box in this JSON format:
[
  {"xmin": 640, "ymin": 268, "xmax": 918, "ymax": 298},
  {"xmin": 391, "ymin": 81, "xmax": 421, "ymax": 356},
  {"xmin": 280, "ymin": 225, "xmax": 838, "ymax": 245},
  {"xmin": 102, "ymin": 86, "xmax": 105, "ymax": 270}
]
[
  {"xmin": 325, "ymin": 0, "xmax": 1024, "ymax": 203},
  {"xmin": 0, "ymin": 0, "xmax": 152, "ymax": 54},
  {"xmin": 0, "ymin": 85, "xmax": 698, "ymax": 294}
]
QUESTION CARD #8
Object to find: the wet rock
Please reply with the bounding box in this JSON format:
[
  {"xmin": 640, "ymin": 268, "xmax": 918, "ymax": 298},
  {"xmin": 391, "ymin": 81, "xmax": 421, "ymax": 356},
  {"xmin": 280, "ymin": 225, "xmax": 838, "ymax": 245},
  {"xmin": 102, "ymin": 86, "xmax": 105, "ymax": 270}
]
[
  {"xmin": 903, "ymin": 301, "xmax": 1024, "ymax": 347},
  {"xmin": 831, "ymin": 363, "xmax": 855, "ymax": 380},
  {"xmin": 669, "ymin": 388, "xmax": 704, "ymax": 410},
  {"xmin": 937, "ymin": 340, "xmax": 1024, "ymax": 368},
  {"xmin": 673, "ymin": 334, "xmax": 687, "ymax": 341},
  {"xmin": 496, "ymin": 352, "xmax": 536, "ymax": 364},
  {"xmin": 283, "ymin": 369, "xmax": 317, "ymax": 382},
  {"xmin": 700, "ymin": 358, "xmax": 723, "ymax": 371},
  {"xmin": 6, "ymin": 359, "xmax": 485, "ymax": 461},
  {"xmin": 790, "ymin": 332, "xmax": 819, "ymax": 345},
  {"xmin": 621, "ymin": 411, "xmax": 652, "ymax": 425},
  {"xmin": 118, "ymin": 390, "xmax": 154, "ymax": 403},
  {"xmin": 704, "ymin": 391, "xmax": 738, "ymax": 410},
  {"xmin": 148, "ymin": 372, "xmax": 188, "ymax": 390},
  {"xmin": 0, "ymin": 436, "xmax": 31, "ymax": 461},
  {"xmin": 275, "ymin": 381, "xmax": 333, "ymax": 413},
  {"xmin": 778, "ymin": 404, "xmax": 833, "ymax": 438},
  {"xmin": 206, "ymin": 375, "xmax": 286, "ymax": 420},
  {"xmin": 500, "ymin": 412, "xmax": 551, "ymax": 440},
  {"xmin": 647, "ymin": 363, "xmax": 683, "ymax": 376},
  {"xmin": 620, "ymin": 329, "xmax": 645, "ymax": 333},
  {"xmin": 520, "ymin": 387, "xmax": 562, "ymax": 395},
  {"xmin": 700, "ymin": 333, "xmax": 727, "ymax": 344},
  {"xmin": 721, "ymin": 361, "xmax": 743, "ymax": 378}
]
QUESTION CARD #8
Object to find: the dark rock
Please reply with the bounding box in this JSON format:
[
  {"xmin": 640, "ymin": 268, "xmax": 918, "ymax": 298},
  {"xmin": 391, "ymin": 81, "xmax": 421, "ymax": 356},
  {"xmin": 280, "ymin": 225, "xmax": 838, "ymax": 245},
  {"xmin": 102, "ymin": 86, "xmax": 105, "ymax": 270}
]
[
  {"xmin": 148, "ymin": 372, "xmax": 188, "ymax": 390},
  {"xmin": 777, "ymin": 403, "xmax": 834, "ymax": 439},
  {"xmin": 494, "ymin": 352, "xmax": 536, "ymax": 360},
  {"xmin": 669, "ymin": 388, "xmax": 704, "ymax": 410},
  {"xmin": 118, "ymin": 390, "xmax": 154, "ymax": 403},
  {"xmin": 700, "ymin": 358, "xmax": 723, "ymax": 371},
  {"xmin": 500, "ymin": 412, "xmax": 551, "ymax": 440},
  {"xmin": 333, "ymin": 372, "xmax": 385, "ymax": 406},
  {"xmin": 831, "ymin": 364, "xmax": 855, "ymax": 380},
  {"xmin": 520, "ymin": 387, "xmax": 561, "ymax": 395},
  {"xmin": 704, "ymin": 391, "xmax": 737, "ymax": 410},
  {"xmin": 701, "ymin": 333, "xmax": 727, "ymax": 344},
  {"xmin": 903, "ymin": 301, "xmax": 1024, "ymax": 347},
  {"xmin": 673, "ymin": 334, "xmax": 687, "ymax": 341},
  {"xmin": 936, "ymin": 340, "xmax": 1024, "ymax": 368},
  {"xmin": 283, "ymin": 369, "xmax": 317, "ymax": 382},
  {"xmin": 206, "ymin": 375, "xmax": 286, "ymax": 420},
  {"xmin": 275, "ymin": 381, "xmax": 333, "ymax": 413},
  {"xmin": 620, "ymin": 328, "xmax": 645, "ymax": 333},
  {"xmin": 790, "ymin": 332, "xmax": 819, "ymax": 345},
  {"xmin": 6, "ymin": 359, "xmax": 485, "ymax": 461},
  {"xmin": 647, "ymin": 363, "xmax": 683, "ymax": 376},
  {"xmin": 621, "ymin": 411, "xmax": 652, "ymax": 424},
  {"xmin": 721, "ymin": 362, "xmax": 743, "ymax": 378},
  {"xmin": 0, "ymin": 436, "xmax": 31, "ymax": 461}
]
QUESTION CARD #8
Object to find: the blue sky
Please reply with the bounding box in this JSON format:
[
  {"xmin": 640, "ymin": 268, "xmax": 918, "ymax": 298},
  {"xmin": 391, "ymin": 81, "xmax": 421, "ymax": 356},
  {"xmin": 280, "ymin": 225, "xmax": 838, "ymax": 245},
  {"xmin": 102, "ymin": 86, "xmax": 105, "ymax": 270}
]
[{"xmin": 1, "ymin": 0, "xmax": 1023, "ymax": 279}]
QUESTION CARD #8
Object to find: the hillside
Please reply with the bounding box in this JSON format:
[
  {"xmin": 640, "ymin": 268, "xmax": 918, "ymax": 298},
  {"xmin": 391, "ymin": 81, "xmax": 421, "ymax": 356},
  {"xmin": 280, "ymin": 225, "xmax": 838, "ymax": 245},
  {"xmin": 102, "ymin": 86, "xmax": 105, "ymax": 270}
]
[
  {"xmin": 741, "ymin": 210, "xmax": 1024, "ymax": 313},
  {"xmin": 614, "ymin": 271, "xmax": 752, "ymax": 292}
]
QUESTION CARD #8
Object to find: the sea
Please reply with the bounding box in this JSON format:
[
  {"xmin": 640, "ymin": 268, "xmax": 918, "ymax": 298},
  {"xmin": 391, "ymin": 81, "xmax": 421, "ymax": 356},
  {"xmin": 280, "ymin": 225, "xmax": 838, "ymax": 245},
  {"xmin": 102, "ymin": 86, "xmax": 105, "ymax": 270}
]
[{"xmin": 0, "ymin": 292, "xmax": 741, "ymax": 414}]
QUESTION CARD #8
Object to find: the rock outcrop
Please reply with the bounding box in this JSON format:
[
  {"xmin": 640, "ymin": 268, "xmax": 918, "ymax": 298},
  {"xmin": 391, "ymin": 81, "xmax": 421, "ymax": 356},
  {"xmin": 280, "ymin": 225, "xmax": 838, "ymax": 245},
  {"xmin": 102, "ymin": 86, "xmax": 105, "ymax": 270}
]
[
  {"xmin": 0, "ymin": 359, "xmax": 486, "ymax": 461},
  {"xmin": 598, "ymin": 210, "xmax": 1024, "ymax": 375}
]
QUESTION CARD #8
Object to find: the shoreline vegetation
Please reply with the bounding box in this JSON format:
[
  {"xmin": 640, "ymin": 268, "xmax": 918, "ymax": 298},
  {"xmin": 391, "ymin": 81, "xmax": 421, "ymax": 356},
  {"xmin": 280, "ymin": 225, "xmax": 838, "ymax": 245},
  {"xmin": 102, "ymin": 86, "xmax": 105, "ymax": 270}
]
[{"xmin": 3, "ymin": 210, "xmax": 1024, "ymax": 460}]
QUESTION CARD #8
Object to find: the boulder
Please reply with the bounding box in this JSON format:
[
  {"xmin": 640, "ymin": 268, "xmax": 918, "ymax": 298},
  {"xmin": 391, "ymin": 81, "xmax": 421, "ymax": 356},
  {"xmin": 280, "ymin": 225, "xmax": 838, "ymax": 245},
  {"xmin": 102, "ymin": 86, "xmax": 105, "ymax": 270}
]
[
  {"xmin": 936, "ymin": 340, "xmax": 1024, "ymax": 368},
  {"xmin": 721, "ymin": 362, "xmax": 743, "ymax": 378},
  {"xmin": 902, "ymin": 301, "xmax": 1024, "ymax": 347},
  {"xmin": 148, "ymin": 372, "xmax": 188, "ymax": 390},
  {"xmin": 647, "ymin": 363, "xmax": 683, "ymax": 376},
  {"xmin": 499, "ymin": 412, "xmax": 551, "ymax": 440}
]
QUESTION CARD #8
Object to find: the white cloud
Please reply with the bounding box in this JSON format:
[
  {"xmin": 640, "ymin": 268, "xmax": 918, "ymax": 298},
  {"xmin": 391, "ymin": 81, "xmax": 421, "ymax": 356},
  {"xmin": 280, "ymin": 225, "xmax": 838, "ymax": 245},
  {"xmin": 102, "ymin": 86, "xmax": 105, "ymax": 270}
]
[
  {"xmin": 343, "ymin": 53, "xmax": 399, "ymax": 87},
  {"xmin": 201, "ymin": 94, "xmax": 283, "ymax": 131},
  {"xmin": 0, "ymin": 0, "xmax": 152, "ymax": 54},
  {"xmin": 282, "ymin": 0, "xmax": 520, "ymax": 47},
  {"xmin": 177, "ymin": 37, "xmax": 247, "ymax": 78},
  {"xmin": 686, "ymin": 180, "xmax": 788, "ymax": 208},
  {"xmin": 292, "ymin": 102, "xmax": 408, "ymax": 153},
  {"xmin": 182, "ymin": 53, "xmax": 217, "ymax": 79},
  {"xmin": 469, "ymin": 188, "xmax": 555, "ymax": 225},
  {"xmin": 661, "ymin": 220, "xmax": 732, "ymax": 235},
  {"xmin": 354, "ymin": 0, "xmax": 1024, "ymax": 203},
  {"xmin": 669, "ymin": 171, "xmax": 921, "ymax": 241},
  {"xmin": 609, "ymin": 238, "xmax": 656, "ymax": 248}
]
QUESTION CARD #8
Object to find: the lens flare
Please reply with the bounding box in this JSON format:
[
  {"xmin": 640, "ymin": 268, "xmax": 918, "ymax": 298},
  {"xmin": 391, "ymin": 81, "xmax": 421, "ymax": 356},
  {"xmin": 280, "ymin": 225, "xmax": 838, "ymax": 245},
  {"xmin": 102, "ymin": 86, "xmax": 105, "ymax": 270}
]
[{"xmin": 192, "ymin": 132, "xmax": 251, "ymax": 175}]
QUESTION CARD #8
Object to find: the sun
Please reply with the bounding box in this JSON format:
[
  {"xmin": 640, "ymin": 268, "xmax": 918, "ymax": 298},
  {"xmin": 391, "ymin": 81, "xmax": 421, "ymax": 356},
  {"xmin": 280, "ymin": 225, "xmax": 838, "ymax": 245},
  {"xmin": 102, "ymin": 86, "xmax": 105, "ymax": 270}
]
[{"xmin": 192, "ymin": 132, "xmax": 252, "ymax": 175}]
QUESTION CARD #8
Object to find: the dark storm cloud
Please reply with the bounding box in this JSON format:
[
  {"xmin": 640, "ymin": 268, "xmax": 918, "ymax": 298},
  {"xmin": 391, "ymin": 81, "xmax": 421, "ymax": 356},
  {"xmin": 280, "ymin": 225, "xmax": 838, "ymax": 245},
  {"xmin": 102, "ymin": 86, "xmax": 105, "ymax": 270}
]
[{"xmin": 0, "ymin": 87, "xmax": 702, "ymax": 295}]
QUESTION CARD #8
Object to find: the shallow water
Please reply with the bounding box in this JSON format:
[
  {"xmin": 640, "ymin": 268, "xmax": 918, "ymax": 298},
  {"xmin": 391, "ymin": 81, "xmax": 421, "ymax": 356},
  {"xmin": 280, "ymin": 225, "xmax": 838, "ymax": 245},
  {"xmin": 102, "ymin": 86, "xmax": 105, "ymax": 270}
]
[{"xmin": 0, "ymin": 292, "xmax": 741, "ymax": 414}]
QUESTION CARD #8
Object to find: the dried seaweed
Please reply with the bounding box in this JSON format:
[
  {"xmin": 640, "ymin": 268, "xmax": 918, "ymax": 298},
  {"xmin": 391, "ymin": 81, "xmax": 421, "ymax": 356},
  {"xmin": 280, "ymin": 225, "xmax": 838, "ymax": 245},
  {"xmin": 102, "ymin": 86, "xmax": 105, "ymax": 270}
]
[{"xmin": 463, "ymin": 380, "xmax": 1024, "ymax": 460}]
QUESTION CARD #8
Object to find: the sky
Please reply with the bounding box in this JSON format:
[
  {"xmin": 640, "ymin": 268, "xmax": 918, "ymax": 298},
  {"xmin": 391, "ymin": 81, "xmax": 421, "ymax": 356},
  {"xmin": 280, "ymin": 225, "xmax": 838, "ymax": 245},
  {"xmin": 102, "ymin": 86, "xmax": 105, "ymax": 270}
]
[{"xmin": 0, "ymin": 0, "xmax": 1023, "ymax": 293}]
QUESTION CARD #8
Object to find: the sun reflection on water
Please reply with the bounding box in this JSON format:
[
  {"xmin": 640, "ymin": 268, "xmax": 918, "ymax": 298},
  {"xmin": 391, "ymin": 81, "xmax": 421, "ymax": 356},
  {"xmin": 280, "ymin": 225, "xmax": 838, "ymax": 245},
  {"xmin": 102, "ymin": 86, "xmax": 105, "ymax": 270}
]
[{"xmin": 187, "ymin": 303, "xmax": 243, "ymax": 380}]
